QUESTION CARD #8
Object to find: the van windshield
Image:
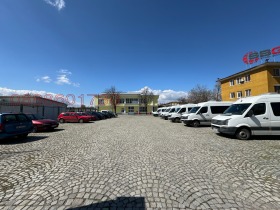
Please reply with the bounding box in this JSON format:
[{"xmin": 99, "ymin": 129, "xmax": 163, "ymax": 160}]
[
  {"xmin": 223, "ymin": 103, "xmax": 251, "ymax": 115},
  {"xmin": 189, "ymin": 107, "xmax": 200, "ymax": 113}
]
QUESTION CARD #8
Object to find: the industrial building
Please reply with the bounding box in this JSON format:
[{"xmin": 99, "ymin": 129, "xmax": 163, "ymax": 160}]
[{"xmin": 0, "ymin": 95, "xmax": 67, "ymax": 120}]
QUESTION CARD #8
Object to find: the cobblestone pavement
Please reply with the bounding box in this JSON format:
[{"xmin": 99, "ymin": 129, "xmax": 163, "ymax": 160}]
[{"xmin": 1, "ymin": 115, "xmax": 280, "ymax": 210}]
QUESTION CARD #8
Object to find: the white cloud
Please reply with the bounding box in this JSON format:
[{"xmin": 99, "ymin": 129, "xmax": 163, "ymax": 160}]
[
  {"xmin": 0, "ymin": 87, "xmax": 57, "ymax": 98},
  {"xmin": 36, "ymin": 76, "xmax": 52, "ymax": 83},
  {"xmin": 55, "ymin": 69, "xmax": 80, "ymax": 87},
  {"xmin": 0, "ymin": 87, "xmax": 82, "ymax": 107},
  {"xmin": 132, "ymin": 86, "xmax": 188, "ymax": 104},
  {"xmin": 44, "ymin": 0, "xmax": 65, "ymax": 11}
]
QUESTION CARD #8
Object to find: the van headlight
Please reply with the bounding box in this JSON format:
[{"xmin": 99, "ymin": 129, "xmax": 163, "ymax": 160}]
[{"xmin": 222, "ymin": 119, "xmax": 229, "ymax": 125}]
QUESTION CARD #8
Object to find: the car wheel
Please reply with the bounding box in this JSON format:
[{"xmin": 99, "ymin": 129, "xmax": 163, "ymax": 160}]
[
  {"xmin": 19, "ymin": 134, "xmax": 28, "ymax": 139},
  {"xmin": 79, "ymin": 119, "xmax": 84, "ymax": 123},
  {"xmin": 59, "ymin": 119, "xmax": 65, "ymax": 123},
  {"xmin": 236, "ymin": 127, "xmax": 251, "ymax": 140},
  {"xmin": 33, "ymin": 126, "xmax": 38, "ymax": 133},
  {"xmin": 192, "ymin": 120, "xmax": 200, "ymax": 127}
]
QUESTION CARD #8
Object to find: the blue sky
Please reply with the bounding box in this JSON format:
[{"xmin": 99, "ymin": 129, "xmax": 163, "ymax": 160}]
[{"xmin": 1, "ymin": 0, "xmax": 280, "ymax": 105}]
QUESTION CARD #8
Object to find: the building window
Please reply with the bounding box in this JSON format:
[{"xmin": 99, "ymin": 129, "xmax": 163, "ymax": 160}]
[
  {"xmin": 245, "ymin": 89, "xmax": 251, "ymax": 97},
  {"xmin": 229, "ymin": 80, "xmax": 234, "ymax": 86},
  {"xmin": 139, "ymin": 107, "xmax": 147, "ymax": 113},
  {"xmin": 126, "ymin": 98, "xmax": 138, "ymax": 104},
  {"xmin": 236, "ymin": 77, "xmax": 243, "ymax": 84},
  {"xmin": 237, "ymin": 91, "xmax": 242, "ymax": 98},
  {"xmin": 244, "ymin": 75, "xmax": 251, "ymax": 82},
  {"xmin": 98, "ymin": 99, "xmax": 104, "ymax": 105},
  {"xmin": 118, "ymin": 98, "xmax": 125, "ymax": 104},
  {"xmin": 128, "ymin": 106, "xmax": 134, "ymax": 113},
  {"xmin": 273, "ymin": 69, "xmax": 280, "ymax": 77},
  {"xmin": 275, "ymin": 86, "xmax": 280, "ymax": 93},
  {"xmin": 230, "ymin": 92, "xmax": 235, "ymax": 99}
]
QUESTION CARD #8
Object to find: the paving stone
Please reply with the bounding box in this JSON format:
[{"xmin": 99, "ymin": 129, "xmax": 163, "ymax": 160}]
[{"xmin": 0, "ymin": 116, "xmax": 280, "ymax": 209}]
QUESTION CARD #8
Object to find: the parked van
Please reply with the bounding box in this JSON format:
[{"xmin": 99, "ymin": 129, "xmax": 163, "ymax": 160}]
[
  {"xmin": 162, "ymin": 105, "xmax": 181, "ymax": 120},
  {"xmin": 181, "ymin": 101, "xmax": 233, "ymax": 127},
  {"xmin": 211, "ymin": 93, "xmax": 280, "ymax": 140},
  {"xmin": 160, "ymin": 106, "xmax": 171, "ymax": 118},
  {"xmin": 152, "ymin": 107, "xmax": 166, "ymax": 117},
  {"xmin": 168, "ymin": 104, "xmax": 197, "ymax": 123}
]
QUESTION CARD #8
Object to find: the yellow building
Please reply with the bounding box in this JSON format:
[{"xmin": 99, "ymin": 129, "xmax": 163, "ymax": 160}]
[
  {"xmin": 94, "ymin": 93, "xmax": 159, "ymax": 114},
  {"xmin": 219, "ymin": 62, "xmax": 280, "ymax": 101}
]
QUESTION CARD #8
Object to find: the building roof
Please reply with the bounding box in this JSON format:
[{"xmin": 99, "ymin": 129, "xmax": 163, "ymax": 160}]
[{"xmin": 218, "ymin": 62, "xmax": 280, "ymax": 82}]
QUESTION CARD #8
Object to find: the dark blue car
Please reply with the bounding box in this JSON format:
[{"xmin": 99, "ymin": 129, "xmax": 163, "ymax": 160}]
[{"xmin": 0, "ymin": 113, "xmax": 34, "ymax": 140}]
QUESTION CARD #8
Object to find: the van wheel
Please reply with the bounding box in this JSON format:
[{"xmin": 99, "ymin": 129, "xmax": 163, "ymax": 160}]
[
  {"xmin": 175, "ymin": 118, "xmax": 180, "ymax": 123},
  {"xmin": 236, "ymin": 128, "xmax": 251, "ymax": 140},
  {"xmin": 59, "ymin": 119, "xmax": 65, "ymax": 123},
  {"xmin": 79, "ymin": 119, "xmax": 84, "ymax": 123},
  {"xmin": 192, "ymin": 120, "xmax": 200, "ymax": 127}
]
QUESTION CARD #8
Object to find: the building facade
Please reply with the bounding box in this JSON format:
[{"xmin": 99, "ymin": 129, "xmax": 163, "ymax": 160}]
[
  {"xmin": 94, "ymin": 93, "xmax": 159, "ymax": 114},
  {"xmin": 0, "ymin": 96, "xmax": 67, "ymax": 120},
  {"xmin": 219, "ymin": 62, "xmax": 280, "ymax": 101}
]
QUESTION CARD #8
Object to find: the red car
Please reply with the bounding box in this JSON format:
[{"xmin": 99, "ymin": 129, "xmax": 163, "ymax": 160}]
[
  {"xmin": 26, "ymin": 114, "xmax": 59, "ymax": 132},
  {"xmin": 57, "ymin": 112, "xmax": 92, "ymax": 123}
]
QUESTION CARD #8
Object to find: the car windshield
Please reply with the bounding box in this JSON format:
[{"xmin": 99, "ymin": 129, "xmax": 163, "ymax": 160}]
[
  {"xmin": 189, "ymin": 107, "xmax": 200, "ymax": 113},
  {"xmin": 223, "ymin": 103, "xmax": 251, "ymax": 115}
]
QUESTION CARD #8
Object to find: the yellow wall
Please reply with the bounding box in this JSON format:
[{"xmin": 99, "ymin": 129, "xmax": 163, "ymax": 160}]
[
  {"xmin": 267, "ymin": 66, "xmax": 280, "ymax": 92},
  {"xmin": 94, "ymin": 94, "xmax": 159, "ymax": 114},
  {"xmin": 220, "ymin": 65, "xmax": 279, "ymax": 101}
]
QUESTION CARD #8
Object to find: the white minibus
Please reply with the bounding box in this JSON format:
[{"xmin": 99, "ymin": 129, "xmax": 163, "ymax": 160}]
[{"xmin": 211, "ymin": 93, "xmax": 280, "ymax": 140}]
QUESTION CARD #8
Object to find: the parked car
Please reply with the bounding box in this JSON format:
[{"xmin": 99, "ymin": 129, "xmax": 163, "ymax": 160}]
[
  {"xmin": 86, "ymin": 111, "xmax": 103, "ymax": 120},
  {"xmin": 101, "ymin": 110, "xmax": 117, "ymax": 118},
  {"xmin": 57, "ymin": 112, "xmax": 92, "ymax": 123},
  {"xmin": 26, "ymin": 114, "xmax": 59, "ymax": 132},
  {"xmin": 211, "ymin": 93, "xmax": 280, "ymax": 140},
  {"xmin": 76, "ymin": 112, "xmax": 97, "ymax": 121},
  {"xmin": 0, "ymin": 113, "xmax": 34, "ymax": 140}
]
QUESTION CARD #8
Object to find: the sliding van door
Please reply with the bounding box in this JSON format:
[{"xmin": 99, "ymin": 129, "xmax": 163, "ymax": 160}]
[
  {"xmin": 247, "ymin": 103, "xmax": 271, "ymax": 135},
  {"xmin": 270, "ymin": 102, "xmax": 280, "ymax": 135}
]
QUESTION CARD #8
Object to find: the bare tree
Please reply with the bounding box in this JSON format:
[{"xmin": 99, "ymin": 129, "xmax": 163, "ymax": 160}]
[
  {"xmin": 186, "ymin": 85, "xmax": 213, "ymax": 104},
  {"xmin": 213, "ymin": 79, "xmax": 222, "ymax": 101},
  {"xmin": 103, "ymin": 86, "xmax": 120, "ymax": 114},
  {"xmin": 139, "ymin": 87, "xmax": 154, "ymax": 114},
  {"xmin": 177, "ymin": 96, "xmax": 189, "ymax": 104}
]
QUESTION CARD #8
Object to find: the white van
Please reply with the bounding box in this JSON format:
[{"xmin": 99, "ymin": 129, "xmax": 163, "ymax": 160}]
[
  {"xmin": 160, "ymin": 106, "xmax": 171, "ymax": 118},
  {"xmin": 152, "ymin": 107, "xmax": 166, "ymax": 117},
  {"xmin": 211, "ymin": 93, "xmax": 280, "ymax": 140},
  {"xmin": 162, "ymin": 105, "xmax": 181, "ymax": 120},
  {"xmin": 181, "ymin": 101, "xmax": 233, "ymax": 127},
  {"xmin": 168, "ymin": 104, "xmax": 197, "ymax": 123}
]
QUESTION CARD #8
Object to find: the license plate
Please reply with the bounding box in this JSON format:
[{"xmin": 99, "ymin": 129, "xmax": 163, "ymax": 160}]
[{"xmin": 16, "ymin": 125, "xmax": 26, "ymax": 129}]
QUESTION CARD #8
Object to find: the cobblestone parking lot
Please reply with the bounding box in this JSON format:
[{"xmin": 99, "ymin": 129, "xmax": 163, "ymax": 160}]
[{"xmin": 1, "ymin": 115, "xmax": 280, "ymax": 209}]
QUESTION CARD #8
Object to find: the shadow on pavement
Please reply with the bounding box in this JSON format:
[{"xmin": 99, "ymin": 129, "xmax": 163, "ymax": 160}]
[
  {"xmin": 216, "ymin": 133, "xmax": 280, "ymax": 141},
  {"xmin": 0, "ymin": 135, "xmax": 48, "ymax": 145},
  {"xmin": 67, "ymin": 196, "xmax": 145, "ymax": 210}
]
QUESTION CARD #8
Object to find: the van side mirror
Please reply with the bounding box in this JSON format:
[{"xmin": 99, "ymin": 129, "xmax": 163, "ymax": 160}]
[{"xmin": 246, "ymin": 110, "xmax": 254, "ymax": 117}]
